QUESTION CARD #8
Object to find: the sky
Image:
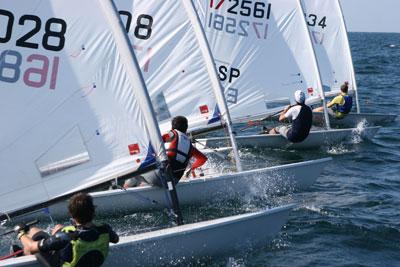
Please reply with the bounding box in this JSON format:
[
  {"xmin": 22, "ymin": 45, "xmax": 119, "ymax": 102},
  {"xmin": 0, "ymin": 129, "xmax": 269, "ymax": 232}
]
[{"xmin": 341, "ymin": 0, "xmax": 400, "ymax": 33}]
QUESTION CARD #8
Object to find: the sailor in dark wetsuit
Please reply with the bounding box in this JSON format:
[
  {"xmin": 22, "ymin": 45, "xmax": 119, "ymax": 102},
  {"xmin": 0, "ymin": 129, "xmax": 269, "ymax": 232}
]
[
  {"xmin": 267, "ymin": 90, "xmax": 313, "ymax": 143},
  {"xmin": 14, "ymin": 193, "xmax": 119, "ymax": 267}
]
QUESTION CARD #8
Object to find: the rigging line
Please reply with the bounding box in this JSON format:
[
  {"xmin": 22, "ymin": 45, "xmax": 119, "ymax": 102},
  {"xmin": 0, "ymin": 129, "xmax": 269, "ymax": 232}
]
[
  {"xmin": 0, "ymin": 212, "xmax": 11, "ymax": 225},
  {"xmin": 100, "ymin": 182, "xmax": 174, "ymax": 221},
  {"xmin": 111, "ymin": 183, "xmax": 163, "ymax": 208},
  {"xmin": 192, "ymin": 138, "xmax": 230, "ymax": 161}
]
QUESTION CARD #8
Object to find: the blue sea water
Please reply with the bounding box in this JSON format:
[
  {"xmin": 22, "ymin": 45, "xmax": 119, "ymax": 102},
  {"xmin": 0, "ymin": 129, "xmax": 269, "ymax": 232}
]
[
  {"xmin": 235, "ymin": 32, "xmax": 400, "ymax": 267},
  {"xmin": 0, "ymin": 32, "xmax": 399, "ymax": 266}
]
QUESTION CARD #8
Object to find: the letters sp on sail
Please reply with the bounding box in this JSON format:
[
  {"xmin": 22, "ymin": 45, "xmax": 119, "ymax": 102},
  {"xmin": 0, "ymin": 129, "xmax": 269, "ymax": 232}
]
[
  {"xmin": 194, "ymin": 0, "xmax": 324, "ymax": 121},
  {"xmin": 0, "ymin": 0, "xmax": 154, "ymax": 215},
  {"xmin": 115, "ymin": 0, "xmax": 221, "ymax": 133}
]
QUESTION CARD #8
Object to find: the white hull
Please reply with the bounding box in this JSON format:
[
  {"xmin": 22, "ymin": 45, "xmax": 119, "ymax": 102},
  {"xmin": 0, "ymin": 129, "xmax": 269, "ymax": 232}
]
[
  {"xmin": 313, "ymin": 112, "xmax": 397, "ymax": 127},
  {"xmin": 198, "ymin": 127, "xmax": 380, "ymax": 149},
  {"xmin": 13, "ymin": 158, "xmax": 330, "ymax": 222},
  {"xmin": 1, "ymin": 205, "xmax": 294, "ymax": 266}
]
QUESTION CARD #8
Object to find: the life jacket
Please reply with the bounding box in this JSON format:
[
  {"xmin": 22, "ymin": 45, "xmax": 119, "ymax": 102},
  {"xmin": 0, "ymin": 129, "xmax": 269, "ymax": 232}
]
[
  {"xmin": 61, "ymin": 225, "xmax": 110, "ymax": 267},
  {"xmin": 337, "ymin": 95, "xmax": 353, "ymax": 114},
  {"xmin": 165, "ymin": 129, "xmax": 193, "ymax": 180},
  {"xmin": 287, "ymin": 104, "xmax": 313, "ymax": 143}
]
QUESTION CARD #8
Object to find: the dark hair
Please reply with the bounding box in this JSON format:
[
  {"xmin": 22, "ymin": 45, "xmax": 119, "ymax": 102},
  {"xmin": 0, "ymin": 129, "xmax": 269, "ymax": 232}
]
[
  {"xmin": 68, "ymin": 193, "xmax": 95, "ymax": 224},
  {"xmin": 172, "ymin": 116, "xmax": 188, "ymax": 133},
  {"xmin": 341, "ymin": 82, "xmax": 349, "ymax": 93}
]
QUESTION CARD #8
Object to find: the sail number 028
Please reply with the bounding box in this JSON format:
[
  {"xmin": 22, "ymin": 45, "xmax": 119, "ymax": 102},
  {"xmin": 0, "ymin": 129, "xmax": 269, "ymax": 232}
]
[{"xmin": 0, "ymin": 9, "xmax": 67, "ymax": 52}]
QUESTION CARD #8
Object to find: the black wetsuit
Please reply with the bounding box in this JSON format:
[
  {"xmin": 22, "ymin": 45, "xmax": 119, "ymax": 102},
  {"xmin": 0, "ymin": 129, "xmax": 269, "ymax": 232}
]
[
  {"xmin": 34, "ymin": 224, "xmax": 118, "ymax": 267},
  {"xmin": 286, "ymin": 104, "xmax": 313, "ymax": 143}
]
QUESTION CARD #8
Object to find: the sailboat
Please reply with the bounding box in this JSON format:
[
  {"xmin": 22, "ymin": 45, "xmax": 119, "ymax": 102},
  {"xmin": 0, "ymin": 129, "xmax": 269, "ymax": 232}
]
[
  {"xmin": 301, "ymin": 0, "xmax": 397, "ymax": 127},
  {"xmin": 1, "ymin": 0, "xmax": 332, "ymax": 224},
  {"xmin": 192, "ymin": 0, "xmax": 380, "ymax": 150},
  {"xmin": 0, "ymin": 0, "xmax": 293, "ymax": 265}
]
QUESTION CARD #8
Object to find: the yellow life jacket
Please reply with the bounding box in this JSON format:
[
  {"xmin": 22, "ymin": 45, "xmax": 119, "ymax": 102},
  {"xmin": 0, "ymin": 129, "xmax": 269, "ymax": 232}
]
[{"xmin": 61, "ymin": 225, "xmax": 110, "ymax": 267}]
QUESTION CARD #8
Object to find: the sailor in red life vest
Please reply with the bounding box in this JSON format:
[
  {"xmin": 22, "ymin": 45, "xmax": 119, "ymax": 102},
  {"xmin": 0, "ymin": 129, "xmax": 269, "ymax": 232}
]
[
  {"xmin": 123, "ymin": 116, "xmax": 207, "ymax": 187},
  {"xmin": 162, "ymin": 116, "xmax": 207, "ymax": 182}
]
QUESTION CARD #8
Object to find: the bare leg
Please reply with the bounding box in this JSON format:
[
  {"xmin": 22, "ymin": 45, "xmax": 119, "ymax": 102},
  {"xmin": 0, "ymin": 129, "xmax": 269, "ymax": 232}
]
[
  {"xmin": 21, "ymin": 227, "xmax": 43, "ymax": 255},
  {"xmin": 313, "ymin": 106, "xmax": 324, "ymax": 112},
  {"xmin": 26, "ymin": 227, "xmax": 42, "ymax": 239},
  {"xmin": 268, "ymin": 128, "xmax": 278, "ymax": 134}
]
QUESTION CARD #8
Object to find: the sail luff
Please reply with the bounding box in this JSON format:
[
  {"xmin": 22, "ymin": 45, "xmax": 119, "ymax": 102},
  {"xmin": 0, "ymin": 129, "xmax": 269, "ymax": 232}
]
[
  {"xmin": 182, "ymin": 0, "xmax": 242, "ymax": 172},
  {"xmin": 338, "ymin": 0, "xmax": 360, "ymax": 113},
  {"xmin": 298, "ymin": 0, "xmax": 331, "ymax": 129},
  {"xmin": 99, "ymin": 0, "xmax": 183, "ymax": 224}
]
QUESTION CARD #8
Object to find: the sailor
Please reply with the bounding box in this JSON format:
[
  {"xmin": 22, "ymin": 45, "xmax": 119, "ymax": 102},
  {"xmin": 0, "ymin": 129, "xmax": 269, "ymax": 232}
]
[
  {"xmin": 314, "ymin": 82, "xmax": 353, "ymax": 119},
  {"xmin": 124, "ymin": 116, "xmax": 207, "ymax": 187},
  {"xmin": 14, "ymin": 193, "xmax": 119, "ymax": 267},
  {"xmin": 266, "ymin": 90, "xmax": 313, "ymax": 143}
]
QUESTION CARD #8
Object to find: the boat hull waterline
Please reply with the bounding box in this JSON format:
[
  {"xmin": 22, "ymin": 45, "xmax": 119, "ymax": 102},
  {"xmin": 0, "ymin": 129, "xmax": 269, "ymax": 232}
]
[
  {"xmin": 198, "ymin": 127, "xmax": 380, "ymax": 149},
  {"xmin": 12, "ymin": 158, "xmax": 330, "ymax": 222},
  {"xmin": 312, "ymin": 112, "xmax": 397, "ymax": 127}
]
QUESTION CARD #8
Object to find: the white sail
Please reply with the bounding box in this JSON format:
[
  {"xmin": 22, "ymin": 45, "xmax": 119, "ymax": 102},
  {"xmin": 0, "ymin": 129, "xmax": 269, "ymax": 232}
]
[
  {"xmin": 114, "ymin": 0, "xmax": 223, "ymax": 133},
  {"xmin": 0, "ymin": 0, "xmax": 156, "ymax": 215},
  {"xmin": 301, "ymin": 0, "xmax": 359, "ymax": 107},
  {"xmin": 194, "ymin": 0, "xmax": 324, "ymax": 122},
  {"xmin": 114, "ymin": 0, "xmax": 242, "ymax": 170}
]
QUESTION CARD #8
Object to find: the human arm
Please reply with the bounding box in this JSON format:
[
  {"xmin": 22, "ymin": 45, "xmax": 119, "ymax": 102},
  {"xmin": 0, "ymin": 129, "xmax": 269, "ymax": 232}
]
[
  {"xmin": 104, "ymin": 224, "xmax": 119, "ymax": 243},
  {"xmin": 19, "ymin": 230, "xmax": 70, "ymax": 255},
  {"xmin": 279, "ymin": 105, "xmax": 292, "ymax": 122},
  {"xmin": 162, "ymin": 131, "xmax": 175, "ymax": 142},
  {"xmin": 327, "ymin": 95, "xmax": 343, "ymax": 108},
  {"xmin": 188, "ymin": 147, "xmax": 207, "ymax": 177}
]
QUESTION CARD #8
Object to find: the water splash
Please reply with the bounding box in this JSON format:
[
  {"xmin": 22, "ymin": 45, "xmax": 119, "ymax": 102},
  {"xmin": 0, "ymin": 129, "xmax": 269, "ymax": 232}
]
[
  {"xmin": 226, "ymin": 257, "xmax": 245, "ymax": 267},
  {"xmin": 327, "ymin": 144, "xmax": 354, "ymax": 155},
  {"xmin": 351, "ymin": 119, "xmax": 369, "ymax": 144}
]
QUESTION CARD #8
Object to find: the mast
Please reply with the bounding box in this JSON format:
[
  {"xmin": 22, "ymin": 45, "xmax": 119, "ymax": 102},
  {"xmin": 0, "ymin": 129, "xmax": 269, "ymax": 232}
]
[
  {"xmin": 298, "ymin": 0, "xmax": 331, "ymax": 129},
  {"xmin": 182, "ymin": 0, "xmax": 242, "ymax": 172},
  {"xmin": 338, "ymin": 0, "xmax": 361, "ymax": 113},
  {"xmin": 100, "ymin": 0, "xmax": 183, "ymax": 225}
]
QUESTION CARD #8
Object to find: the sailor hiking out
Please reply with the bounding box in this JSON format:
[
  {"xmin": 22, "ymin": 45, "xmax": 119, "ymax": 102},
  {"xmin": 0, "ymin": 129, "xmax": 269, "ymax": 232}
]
[
  {"xmin": 13, "ymin": 193, "xmax": 119, "ymax": 267},
  {"xmin": 266, "ymin": 90, "xmax": 313, "ymax": 143},
  {"xmin": 124, "ymin": 116, "xmax": 207, "ymax": 187},
  {"xmin": 314, "ymin": 82, "xmax": 353, "ymax": 119}
]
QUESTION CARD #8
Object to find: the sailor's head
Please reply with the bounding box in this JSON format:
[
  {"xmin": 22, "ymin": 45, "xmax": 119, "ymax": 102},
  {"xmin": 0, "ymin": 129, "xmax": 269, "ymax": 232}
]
[
  {"xmin": 341, "ymin": 82, "xmax": 349, "ymax": 94},
  {"xmin": 68, "ymin": 192, "xmax": 95, "ymax": 225},
  {"xmin": 294, "ymin": 90, "xmax": 305, "ymax": 104},
  {"xmin": 172, "ymin": 116, "xmax": 188, "ymax": 133}
]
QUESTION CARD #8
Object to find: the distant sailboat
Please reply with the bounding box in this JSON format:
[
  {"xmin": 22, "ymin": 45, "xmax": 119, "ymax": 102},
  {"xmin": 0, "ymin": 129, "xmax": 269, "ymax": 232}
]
[
  {"xmin": 301, "ymin": 0, "xmax": 397, "ymax": 127},
  {"xmin": 193, "ymin": 0, "xmax": 379, "ymax": 149}
]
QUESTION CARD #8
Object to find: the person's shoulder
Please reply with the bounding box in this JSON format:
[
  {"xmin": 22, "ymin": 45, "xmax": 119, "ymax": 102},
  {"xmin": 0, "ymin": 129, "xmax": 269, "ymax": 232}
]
[
  {"xmin": 96, "ymin": 223, "xmax": 116, "ymax": 234},
  {"xmin": 331, "ymin": 95, "xmax": 343, "ymax": 103},
  {"xmin": 289, "ymin": 105, "xmax": 302, "ymax": 113}
]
